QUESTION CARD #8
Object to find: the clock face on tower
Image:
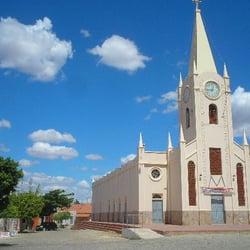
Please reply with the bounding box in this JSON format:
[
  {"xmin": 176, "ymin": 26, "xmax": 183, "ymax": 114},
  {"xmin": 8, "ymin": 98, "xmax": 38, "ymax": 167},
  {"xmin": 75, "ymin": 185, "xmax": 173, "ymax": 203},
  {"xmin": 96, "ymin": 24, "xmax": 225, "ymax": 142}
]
[{"xmin": 204, "ymin": 81, "xmax": 220, "ymax": 99}]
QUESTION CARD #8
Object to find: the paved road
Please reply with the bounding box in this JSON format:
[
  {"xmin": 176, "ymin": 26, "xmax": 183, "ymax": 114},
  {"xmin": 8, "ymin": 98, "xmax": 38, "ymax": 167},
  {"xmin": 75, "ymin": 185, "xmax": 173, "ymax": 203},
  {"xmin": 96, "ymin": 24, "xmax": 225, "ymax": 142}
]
[{"xmin": 1, "ymin": 229, "xmax": 250, "ymax": 250}]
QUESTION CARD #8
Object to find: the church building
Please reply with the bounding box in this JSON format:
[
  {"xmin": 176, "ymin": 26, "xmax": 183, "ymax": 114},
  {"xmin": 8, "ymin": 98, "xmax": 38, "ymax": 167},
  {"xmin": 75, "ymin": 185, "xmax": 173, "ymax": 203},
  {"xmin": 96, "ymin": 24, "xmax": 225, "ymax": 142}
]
[{"xmin": 92, "ymin": 2, "xmax": 250, "ymax": 225}]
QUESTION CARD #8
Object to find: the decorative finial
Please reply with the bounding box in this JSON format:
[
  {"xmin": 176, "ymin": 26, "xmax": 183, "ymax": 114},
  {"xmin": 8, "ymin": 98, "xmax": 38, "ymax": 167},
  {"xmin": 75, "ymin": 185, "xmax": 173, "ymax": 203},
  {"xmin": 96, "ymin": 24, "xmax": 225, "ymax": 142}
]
[
  {"xmin": 193, "ymin": 60, "xmax": 198, "ymax": 75},
  {"xmin": 179, "ymin": 73, "xmax": 183, "ymax": 88},
  {"xmin": 139, "ymin": 132, "xmax": 144, "ymax": 148},
  {"xmin": 243, "ymin": 129, "xmax": 249, "ymax": 146},
  {"xmin": 180, "ymin": 124, "xmax": 186, "ymax": 143},
  {"xmin": 193, "ymin": 0, "xmax": 202, "ymax": 10},
  {"xmin": 168, "ymin": 132, "xmax": 173, "ymax": 150},
  {"xmin": 223, "ymin": 63, "xmax": 229, "ymax": 79}
]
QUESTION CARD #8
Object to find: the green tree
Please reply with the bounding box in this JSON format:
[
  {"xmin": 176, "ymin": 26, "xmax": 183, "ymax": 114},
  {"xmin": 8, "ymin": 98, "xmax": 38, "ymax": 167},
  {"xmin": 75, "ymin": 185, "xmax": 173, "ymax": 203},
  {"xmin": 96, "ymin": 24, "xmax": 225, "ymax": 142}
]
[
  {"xmin": 53, "ymin": 212, "xmax": 72, "ymax": 227},
  {"xmin": 0, "ymin": 157, "xmax": 23, "ymax": 211},
  {"xmin": 2, "ymin": 191, "xmax": 44, "ymax": 230},
  {"xmin": 41, "ymin": 189, "xmax": 74, "ymax": 217}
]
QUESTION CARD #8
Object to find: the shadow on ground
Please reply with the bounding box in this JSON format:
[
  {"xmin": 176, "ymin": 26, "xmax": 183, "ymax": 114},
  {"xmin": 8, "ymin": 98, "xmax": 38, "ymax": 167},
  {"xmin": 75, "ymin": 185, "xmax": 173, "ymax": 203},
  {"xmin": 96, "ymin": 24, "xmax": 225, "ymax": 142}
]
[{"xmin": 0, "ymin": 243, "xmax": 17, "ymax": 247}]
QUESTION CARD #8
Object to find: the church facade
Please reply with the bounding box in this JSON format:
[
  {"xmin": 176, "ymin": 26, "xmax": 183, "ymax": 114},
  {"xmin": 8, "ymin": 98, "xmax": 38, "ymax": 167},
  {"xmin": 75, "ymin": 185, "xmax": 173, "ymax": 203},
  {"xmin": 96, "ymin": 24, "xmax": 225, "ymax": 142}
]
[{"xmin": 92, "ymin": 3, "xmax": 250, "ymax": 225}]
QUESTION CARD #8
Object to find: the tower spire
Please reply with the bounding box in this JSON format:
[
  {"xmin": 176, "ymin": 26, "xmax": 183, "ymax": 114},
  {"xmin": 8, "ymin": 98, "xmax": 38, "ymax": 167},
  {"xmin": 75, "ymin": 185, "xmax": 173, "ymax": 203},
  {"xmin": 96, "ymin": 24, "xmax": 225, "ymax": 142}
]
[{"xmin": 189, "ymin": 0, "xmax": 217, "ymax": 76}]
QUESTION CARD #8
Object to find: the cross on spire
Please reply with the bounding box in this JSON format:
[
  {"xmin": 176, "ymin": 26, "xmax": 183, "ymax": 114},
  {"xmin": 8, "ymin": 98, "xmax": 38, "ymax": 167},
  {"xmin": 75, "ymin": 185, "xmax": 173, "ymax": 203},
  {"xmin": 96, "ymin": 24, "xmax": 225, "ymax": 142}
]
[{"xmin": 193, "ymin": 0, "xmax": 202, "ymax": 10}]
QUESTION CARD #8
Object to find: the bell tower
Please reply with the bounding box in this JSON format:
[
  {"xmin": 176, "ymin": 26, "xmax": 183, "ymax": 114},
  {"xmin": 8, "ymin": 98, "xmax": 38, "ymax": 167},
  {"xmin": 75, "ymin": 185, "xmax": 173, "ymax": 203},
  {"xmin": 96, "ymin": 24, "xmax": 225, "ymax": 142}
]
[
  {"xmin": 178, "ymin": 1, "xmax": 236, "ymax": 224},
  {"xmin": 179, "ymin": 2, "xmax": 234, "ymax": 152}
]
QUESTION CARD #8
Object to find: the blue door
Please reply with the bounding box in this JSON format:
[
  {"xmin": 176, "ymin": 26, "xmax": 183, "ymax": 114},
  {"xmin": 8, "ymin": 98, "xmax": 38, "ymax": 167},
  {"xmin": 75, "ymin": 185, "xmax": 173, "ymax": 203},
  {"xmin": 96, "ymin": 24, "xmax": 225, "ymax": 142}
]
[
  {"xmin": 211, "ymin": 195, "xmax": 225, "ymax": 224},
  {"xmin": 152, "ymin": 200, "xmax": 163, "ymax": 223}
]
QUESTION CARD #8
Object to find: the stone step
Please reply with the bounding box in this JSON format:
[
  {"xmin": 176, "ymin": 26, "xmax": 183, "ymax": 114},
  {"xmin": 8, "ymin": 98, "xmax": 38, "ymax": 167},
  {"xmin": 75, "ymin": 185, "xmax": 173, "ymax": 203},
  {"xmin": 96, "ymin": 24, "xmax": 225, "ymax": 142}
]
[
  {"xmin": 122, "ymin": 228, "xmax": 164, "ymax": 240},
  {"xmin": 74, "ymin": 221, "xmax": 135, "ymax": 233},
  {"xmin": 79, "ymin": 224, "xmax": 123, "ymax": 230}
]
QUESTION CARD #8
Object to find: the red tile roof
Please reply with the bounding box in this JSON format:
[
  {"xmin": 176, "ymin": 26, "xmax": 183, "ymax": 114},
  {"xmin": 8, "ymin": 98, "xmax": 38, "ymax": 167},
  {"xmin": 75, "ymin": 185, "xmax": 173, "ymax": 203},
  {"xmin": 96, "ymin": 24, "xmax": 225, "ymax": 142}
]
[{"xmin": 62, "ymin": 203, "xmax": 92, "ymax": 218}]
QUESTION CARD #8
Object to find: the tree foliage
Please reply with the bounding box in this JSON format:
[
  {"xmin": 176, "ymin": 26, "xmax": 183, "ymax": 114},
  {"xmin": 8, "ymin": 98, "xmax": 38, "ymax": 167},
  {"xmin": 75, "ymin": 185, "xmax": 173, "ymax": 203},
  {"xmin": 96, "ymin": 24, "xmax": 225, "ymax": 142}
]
[
  {"xmin": 53, "ymin": 212, "xmax": 72, "ymax": 223},
  {"xmin": 0, "ymin": 157, "xmax": 23, "ymax": 211},
  {"xmin": 41, "ymin": 189, "xmax": 74, "ymax": 216},
  {"xmin": 1, "ymin": 192, "xmax": 44, "ymax": 220}
]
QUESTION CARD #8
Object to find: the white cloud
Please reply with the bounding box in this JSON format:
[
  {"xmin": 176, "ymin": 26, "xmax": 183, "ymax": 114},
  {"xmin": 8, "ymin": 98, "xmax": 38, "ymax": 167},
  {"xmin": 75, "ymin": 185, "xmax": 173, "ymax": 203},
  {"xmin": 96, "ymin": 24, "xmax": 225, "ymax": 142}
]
[
  {"xmin": 78, "ymin": 180, "xmax": 90, "ymax": 189},
  {"xmin": 0, "ymin": 144, "xmax": 10, "ymax": 152},
  {"xmin": 85, "ymin": 154, "xmax": 103, "ymax": 161},
  {"xmin": 232, "ymin": 86, "xmax": 250, "ymax": 136},
  {"xmin": 176, "ymin": 60, "xmax": 187, "ymax": 69},
  {"xmin": 80, "ymin": 29, "xmax": 90, "ymax": 38},
  {"xmin": 142, "ymin": 91, "xmax": 178, "ymax": 121},
  {"xmin": 163, "ymin": 102, "xmax": 178, "ymax": 114},
  {"xmin": 19, "ymin": 159, "xmax": 39, "ymax": 167},
  {"xmin": 0, "ymin": 119, "xmax": 11, "ymax": 128},
  {"xmin": 29, "ymin": 129, "xmax": 76, "ymax": 144},
  {"xmin": 135, "ymin": 95, "xmax": 152, "ymax": 103},
  {"xmin": 18, "ymin": 171, "xmax": 91, "ymax": 202},
  {"xmin": 19, "ymin": 172, "xmax": 75, "ymax": 190},
  {"xmin": 158, "ymin": 91, "xmax": 178, "ymax": 114},
  {"xmin": 27, "ymin": 142, "xmax": 78, "ymax": 160},
  {"xmin": 158, "ymin": 91, "xmax": 177, "ymax": 104},
  {"xmin": 144, "ymin": 108, "xmax": 158, "ymax": 121},
  {"xmin": 88, "ymin": 35, "xmax": 150, "ymax": 72},
  {"xmin": 121, "ymin": 154, "xmax": 136, "ymax": 164},
  {"xmin": 0, "ymin": 17, "xmax": 72, "ymax": 81},
  {"xmin": 91, "ymin": 175, "xmax": 102, "ymax": 183}
]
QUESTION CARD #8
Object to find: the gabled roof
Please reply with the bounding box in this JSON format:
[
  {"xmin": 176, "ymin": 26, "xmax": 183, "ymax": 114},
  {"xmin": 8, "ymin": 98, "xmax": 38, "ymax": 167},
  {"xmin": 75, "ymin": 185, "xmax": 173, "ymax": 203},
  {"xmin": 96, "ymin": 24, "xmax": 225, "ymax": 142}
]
[{"xmin": 62, "ymin": 203, "xmax": 92, "ymax": 217}]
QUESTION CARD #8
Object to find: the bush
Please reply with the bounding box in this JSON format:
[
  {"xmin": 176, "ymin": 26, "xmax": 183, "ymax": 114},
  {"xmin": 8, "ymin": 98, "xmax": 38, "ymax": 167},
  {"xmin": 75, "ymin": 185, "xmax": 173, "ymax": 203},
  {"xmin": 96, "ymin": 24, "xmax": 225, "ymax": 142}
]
[{"xmin": 53, "ymin": 212, "xmax": 72, "ymax": 224}]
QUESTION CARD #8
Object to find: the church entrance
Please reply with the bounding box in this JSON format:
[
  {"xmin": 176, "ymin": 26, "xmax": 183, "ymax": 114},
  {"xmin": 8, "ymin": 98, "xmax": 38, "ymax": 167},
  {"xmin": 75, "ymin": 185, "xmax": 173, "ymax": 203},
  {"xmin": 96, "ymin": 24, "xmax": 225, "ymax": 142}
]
[
  {"xmin": 152, "ymin": 194, "xmax": 163, "ymax": 223},
  {"xmin": 211, "ymin": 195, "xmax": 225, "ymax": 224}
]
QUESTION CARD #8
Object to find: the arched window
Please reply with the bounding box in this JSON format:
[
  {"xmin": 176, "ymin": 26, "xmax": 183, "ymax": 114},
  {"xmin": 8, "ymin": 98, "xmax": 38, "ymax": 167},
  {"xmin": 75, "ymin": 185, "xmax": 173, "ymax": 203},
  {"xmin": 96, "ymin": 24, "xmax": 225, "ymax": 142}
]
[
  {"xmin": 188, "ymin": 161, "xmax": 196, "ymax": 206},
  {"xmin": 237, "ymin": 163, "xmax": 245, "ymax": 206},
  {"xmin": 209, "ymin": 104, "xmax": 218, "ymax": 124},
  {"xmin": 186, "ymin": 108, "xmax": 190, "ymax": 128}
]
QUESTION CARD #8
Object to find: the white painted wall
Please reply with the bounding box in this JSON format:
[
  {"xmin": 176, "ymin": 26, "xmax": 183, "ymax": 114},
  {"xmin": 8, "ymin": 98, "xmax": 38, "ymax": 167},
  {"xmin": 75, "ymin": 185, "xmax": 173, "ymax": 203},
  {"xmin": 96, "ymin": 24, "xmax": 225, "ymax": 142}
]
[
  {"xmin": 92, "ymin": 158, "xmax": 139, "ymax": 215},
  {"xmin": 168, "ymin": 149, "xmax": 182, "ymax": 212},
  {"xmin": 138, "ymin": 150, "xmax": 167, "ymax": 213}
]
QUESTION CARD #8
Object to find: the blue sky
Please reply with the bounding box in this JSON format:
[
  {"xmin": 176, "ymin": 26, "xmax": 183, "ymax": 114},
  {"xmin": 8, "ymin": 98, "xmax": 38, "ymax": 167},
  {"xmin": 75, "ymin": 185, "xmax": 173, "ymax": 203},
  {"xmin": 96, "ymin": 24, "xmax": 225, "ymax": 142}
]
[{"xmin": 0, "ymin": 0, "xmax": 250, "ymax": 201}]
